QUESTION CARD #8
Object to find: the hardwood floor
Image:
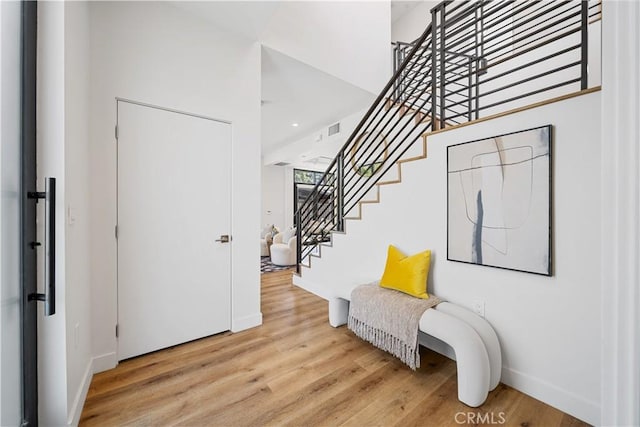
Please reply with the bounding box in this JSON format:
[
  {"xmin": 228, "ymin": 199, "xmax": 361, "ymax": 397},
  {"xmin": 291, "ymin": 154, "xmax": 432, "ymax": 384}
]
[{"xmin": 80, "ymin": 270, "xmax": 589, "ymax": 426}]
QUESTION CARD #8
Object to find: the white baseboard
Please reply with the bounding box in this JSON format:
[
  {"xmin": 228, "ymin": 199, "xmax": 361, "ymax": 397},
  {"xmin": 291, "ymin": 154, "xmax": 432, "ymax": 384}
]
[
  {"xmin": 292, "ymin": 276, "xmax": 331, "ymax": 300},
  {"xmin": 67, "ymin": 360, "xmax": 93, "ymax": 427},
  {"xmin": 92, "ymin": 352, "xmax": 117, "ymax": 373},
  {"xmin": 421, "ymin": 332, "xmax": 600, "ymax": 424},
  {"xmin": 231, "ymin": 312, "xmax": 262, "ymax": 332},
  {"xmin": 501, "ymin": 366, "xmax": 600, "ymax": 425}
]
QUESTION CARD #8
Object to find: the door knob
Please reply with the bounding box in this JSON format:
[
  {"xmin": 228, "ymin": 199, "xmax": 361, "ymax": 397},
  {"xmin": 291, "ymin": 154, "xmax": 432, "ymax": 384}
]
[{"xmin": 215, "ymin": 235, "xmax": 230, "ymax": 243}]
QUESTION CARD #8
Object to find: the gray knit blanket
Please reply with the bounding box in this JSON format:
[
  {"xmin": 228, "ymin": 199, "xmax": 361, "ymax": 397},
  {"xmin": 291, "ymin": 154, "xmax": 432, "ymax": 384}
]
[{"xmin": 347, "ymin": 282, "xmax": 443, "ymax": 370}]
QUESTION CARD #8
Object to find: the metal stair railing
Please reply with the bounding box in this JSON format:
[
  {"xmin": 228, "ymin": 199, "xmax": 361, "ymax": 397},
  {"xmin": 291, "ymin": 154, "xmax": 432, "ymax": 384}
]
[
  {"xmin": 295, "ymin": 0, "xmax": 598, "ymax": 272},
  {"xmin": 295, "ymin": 21, "xmax": 436, "ymax": 270}
]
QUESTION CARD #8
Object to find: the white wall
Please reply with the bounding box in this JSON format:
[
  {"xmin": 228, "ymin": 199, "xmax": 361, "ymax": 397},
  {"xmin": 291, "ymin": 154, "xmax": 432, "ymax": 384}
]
[
  {"xmin": 263, "ymin": 108, "xmax": 367, "ymax": 166},
  {"xmin": 89, "ymin": 1, "xmax": 262, "ymax": 371},
  {"xmin": 261, "ymin": 165, "xmax": 285, "ymax": 230},
  {"xmin": 295, "ymin": 92, "xmax": 602, "ymax": 425},
  {"xmin": 0, "ymin": 1, "xmax": 23, "ymax": 424},
  {"xmin": 599, "ymin": 1, "xmax": 640, "ymax": 425},
  {"xmin": 391, "ymin": 1, "xmax": 439, "ymax": 43},
  {"xmin": 264, "ymin": 108, "xmax": 370, "ymax": 229},
  {"xmin": 37, "ymin": 2, "xmax": 69, "ymax": 424},
  {"xmin": 261, "ymin": 1, "xmax": 391, "ymax": 94},
  {"xmin": 64, "ymin": 2, "xmax": 93, "ymax": 425}
]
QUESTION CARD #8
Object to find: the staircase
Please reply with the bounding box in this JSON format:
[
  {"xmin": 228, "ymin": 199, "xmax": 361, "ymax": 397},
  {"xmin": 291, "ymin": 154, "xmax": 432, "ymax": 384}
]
[{"xmin": 295, "ymin": 0, "xmax": 601, "ymax": 273}]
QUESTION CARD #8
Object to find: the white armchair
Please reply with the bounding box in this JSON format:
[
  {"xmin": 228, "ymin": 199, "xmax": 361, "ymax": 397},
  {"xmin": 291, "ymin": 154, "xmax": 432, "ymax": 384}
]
[
  {"xmin": 260, "ymin": 224, "xmax": 275, "ymax": 257},
  {"xmin": 270, "ymin": 228, "xmax": 297, "ymax": 266}
]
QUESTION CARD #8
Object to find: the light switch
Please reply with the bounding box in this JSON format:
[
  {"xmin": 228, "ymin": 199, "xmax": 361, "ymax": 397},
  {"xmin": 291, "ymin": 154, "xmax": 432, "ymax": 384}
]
[{"xmin": 68, "ymin": 206, "xmax": 77, "ymax": 226}]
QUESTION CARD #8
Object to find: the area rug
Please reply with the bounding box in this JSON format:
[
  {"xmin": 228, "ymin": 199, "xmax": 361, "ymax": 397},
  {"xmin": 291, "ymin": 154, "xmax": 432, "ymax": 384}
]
[{"xmin": 261, "ymin": 256, "xmax": 294, "ymax": 274}]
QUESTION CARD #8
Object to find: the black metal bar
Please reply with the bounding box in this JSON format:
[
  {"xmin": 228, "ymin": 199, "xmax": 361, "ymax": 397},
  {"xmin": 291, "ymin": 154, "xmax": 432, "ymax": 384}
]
[
  {"xmin": 488, "ymin": 0, "xmax": 552, "ymax": 30},
  {"xmin": 299, "ymin": 186, "xmax": 333, "ymax": 223},
  {"xmin": 485, "ymin": 9, "xmax": 580, "ymax": 63},
  {"xmin": 448, "ymin": 1, "xmax": 575, "ymax": 57},
  {"xmin": 340, "ymin": 59, "xmax": 437, "ymax": 192},
  {"xmin": 439, "ymin": 6, "xmax": 446, "ymax": 126},
  {"xmin": 431, "ymin": 13, "xmax": 438, "ymax": 130},
  {"xmin": 442, "ymin": 0, "xmax": 469, "ymax": 17},
  {"xmin": 327, "ymin": 22, "xmax": 433, "ymax": 158},
  {"xmin": 484, "ymin": 9, "xmax": 581, "ymax": 60},
  {"xmin": 485, "ymin": 25, "xmax": 581, "ymax": 70},
  {"xmin": 306, "ymin": 198, "xmax": 338, "ymax": 237},
  {"xmin": 441, "ymin": 0, "xmax": 490, "ymax": 35},
  {"xmin": 445, "ymin": 61, "xmax": 582, "ymax": 113},
  {"xmin": 26, "ymin": 179, "xmax": 56, "ymax": 316},
  {"xmin": 294, "ymin": 45, "xmax": 412, "ymax": 226},
  {"xmin": 393, "ymin": 45, "xmax": 398, "ymax": 101},
  {"xmin": 296, "ymin": 210, "xmax": 301, "ymax": 272},
  {"xmin": 467, "ymin": 59, "xmax": 472, "ymax": 122},
  {"xmin": 486, "ymin": 9, "xmax": 580, "ymax": 59},
  {"xmin": 45, "ymin": 177, "xmax": 56, "ymax": 316},
  {"xmin": 580, "ymin": 0, "xmax": 588, "ymax": 89},
  {"xmin": 347, "ymin": 71, "xmax": 433, "ymax": 167},
  {"xmin": 443, "ymin": 1, "xmax": 512, "ymax": 50},
  {"xmin": 443, "ymin": 43, "xmax": 581, "ymax": 100},
  {"xmin": 475, "ymin": 2, "xmax": 482, "ymax": 120},
  {"xmin": 21, "ymin": 0, "xmax": 39, "ymax": 424},
  {"xmin": 448, "ymin": 78, "xmax": 582, "ymax": 120},
  {"xmin": 298, "ymin": 183, "xmax": 331, "ymax": 221},
  {"xmin": 298, "ymin": 0, "xmax": 598, "ymax": 265},
  {"xmin": 334, "ymin": 40, "xmax": 434, "ymax": 192},
  {"xmin": 343, "ymin": 91, "xmax": 434, "ymax": 193},
  {"xmin": 507, "ymin": 1, "xmax": 577, "ymax": 44},
  {"xmin": 344, "ymin": 91, "xmax": 436, "ymax": 211},
  {"xmin": 345, "ymin": 125, "xmax": 432, "ymax": 215}
]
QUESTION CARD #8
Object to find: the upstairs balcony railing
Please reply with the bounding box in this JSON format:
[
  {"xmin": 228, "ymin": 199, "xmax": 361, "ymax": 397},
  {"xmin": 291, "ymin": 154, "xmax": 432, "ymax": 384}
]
[{"xmin": 295, "ymin": 0, "xmax": 601, "ymax": 271}]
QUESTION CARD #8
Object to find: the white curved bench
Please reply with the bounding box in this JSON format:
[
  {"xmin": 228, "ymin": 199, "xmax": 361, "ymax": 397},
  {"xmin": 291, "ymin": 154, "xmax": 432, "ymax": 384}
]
[
  {"xmin": 328, "ymin": 295, "xmax": 501, "ymax": 407},
  {"xmin": 435, "ymin": 302, "xmax": 502, "ymax": 391}
]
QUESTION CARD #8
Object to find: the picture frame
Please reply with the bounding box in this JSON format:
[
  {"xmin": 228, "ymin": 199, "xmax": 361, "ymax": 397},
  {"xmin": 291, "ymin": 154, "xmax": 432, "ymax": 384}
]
[{"xmin": 446, "ymin": 125, "xmax": 552, "ymax": 276}]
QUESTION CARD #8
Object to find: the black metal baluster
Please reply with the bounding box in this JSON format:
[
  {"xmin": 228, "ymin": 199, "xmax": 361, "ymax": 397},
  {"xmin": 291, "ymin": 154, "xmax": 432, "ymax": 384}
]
[
  {"xmin": 580, "ymin": 0, "xmax": 588, "ymax": 90},
  {"xmin": 431, "ymin": 9, "xmax": 438, "ymax": 129},
  {"xmin": 336, "ymin": 151, "xmax": 345, "ymax": 232},
  {"xmin": 439, "ymin": 5, "xmax": 447, "ymax": 126}
]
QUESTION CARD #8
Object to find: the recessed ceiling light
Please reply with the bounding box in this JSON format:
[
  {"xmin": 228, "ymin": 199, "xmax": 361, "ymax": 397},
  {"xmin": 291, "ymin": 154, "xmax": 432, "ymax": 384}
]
[{"xmin": 291, "ymin": 123, "xmax": 299, "ymax": 127}]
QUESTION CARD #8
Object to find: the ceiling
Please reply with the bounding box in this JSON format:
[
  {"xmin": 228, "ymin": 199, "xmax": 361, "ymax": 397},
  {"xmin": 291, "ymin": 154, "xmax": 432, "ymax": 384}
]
[
  {"xmin": 169, "ymin": 1, "xmax": 281, "ymax": 41},
  {"xmin": 168, "ymin": 1, "xmax": 399, "ymax": 155},
  {"xmin": 261, "ymin": 46, "xmax": 375, "ymax": 152},
  {"xmin": 171, "ymin": 1, "xmax": 422, "ymax": 39},
  {"xmin": 391, "ymin": 1, "xmax": 422, "ymax": 24}
]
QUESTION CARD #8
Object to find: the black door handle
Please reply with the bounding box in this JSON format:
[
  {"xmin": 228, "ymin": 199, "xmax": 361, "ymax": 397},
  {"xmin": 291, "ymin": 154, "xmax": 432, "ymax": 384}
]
[{"xmin": 27, "ymin": 177, "xmax": 56, "ymax": 316}]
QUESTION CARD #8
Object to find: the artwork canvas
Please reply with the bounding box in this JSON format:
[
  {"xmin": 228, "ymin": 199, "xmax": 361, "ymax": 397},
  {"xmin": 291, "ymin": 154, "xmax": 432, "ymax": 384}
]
[{"xmin": 447, "ymin": 125, "xmax": 552, "ymax": 276}]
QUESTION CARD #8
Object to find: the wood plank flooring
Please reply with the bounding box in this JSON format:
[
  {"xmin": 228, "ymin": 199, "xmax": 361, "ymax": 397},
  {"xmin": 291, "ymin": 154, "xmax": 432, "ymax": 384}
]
[{"xmin": 80, "ymin": 270, "xmax": 589, "ymax": 426}]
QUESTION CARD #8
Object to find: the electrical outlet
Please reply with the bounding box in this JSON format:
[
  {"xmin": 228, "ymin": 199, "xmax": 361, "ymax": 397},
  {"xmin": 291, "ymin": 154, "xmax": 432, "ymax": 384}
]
[{"xmin": 472, "ymin": 301, "xmax": 485, "ymax": 318}]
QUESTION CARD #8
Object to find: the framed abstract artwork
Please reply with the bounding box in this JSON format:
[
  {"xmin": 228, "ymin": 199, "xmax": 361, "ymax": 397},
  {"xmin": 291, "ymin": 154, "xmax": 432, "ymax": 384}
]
[{"xmin": 447, "ymin": 125, "xmax": 552, "ymax": 276}]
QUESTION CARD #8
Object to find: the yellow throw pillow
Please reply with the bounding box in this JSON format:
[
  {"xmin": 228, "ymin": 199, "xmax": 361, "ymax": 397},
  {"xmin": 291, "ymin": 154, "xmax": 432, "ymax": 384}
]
[{"xmin": 380, "ymin": 245, "xmax": 431, "ymax": 299}]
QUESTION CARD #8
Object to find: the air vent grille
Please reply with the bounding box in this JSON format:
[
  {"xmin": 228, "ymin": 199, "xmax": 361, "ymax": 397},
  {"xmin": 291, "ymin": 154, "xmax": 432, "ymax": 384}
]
[{"xmin": 328, "ymin": 122, "xmax": 340, "ymax": 136}]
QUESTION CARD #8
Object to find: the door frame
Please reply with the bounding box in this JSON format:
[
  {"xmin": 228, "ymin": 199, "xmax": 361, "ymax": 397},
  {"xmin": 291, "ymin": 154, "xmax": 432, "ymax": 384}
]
[
  {"xmin": 20, "ymin": 1, "xmax": 39, "ymax": 425},
  {"xmin": 114, "ymin": 97, "xmax": 233, "ymax": 360}
]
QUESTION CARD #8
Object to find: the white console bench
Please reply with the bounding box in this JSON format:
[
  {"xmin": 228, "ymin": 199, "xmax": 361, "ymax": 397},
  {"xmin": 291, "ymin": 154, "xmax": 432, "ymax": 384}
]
[{"xmin": 328, "ymin": 294, "xmax": 501, "ymax": 407}]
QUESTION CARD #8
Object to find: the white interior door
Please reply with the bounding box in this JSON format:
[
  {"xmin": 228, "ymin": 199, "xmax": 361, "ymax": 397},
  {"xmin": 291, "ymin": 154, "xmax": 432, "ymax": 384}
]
[{"xmin": 117, "ymin": 101, "xmax": 231, "ymax": 360}]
